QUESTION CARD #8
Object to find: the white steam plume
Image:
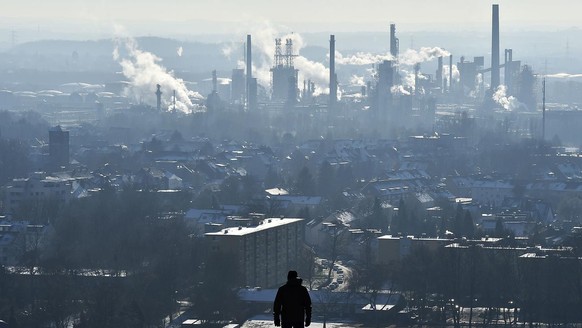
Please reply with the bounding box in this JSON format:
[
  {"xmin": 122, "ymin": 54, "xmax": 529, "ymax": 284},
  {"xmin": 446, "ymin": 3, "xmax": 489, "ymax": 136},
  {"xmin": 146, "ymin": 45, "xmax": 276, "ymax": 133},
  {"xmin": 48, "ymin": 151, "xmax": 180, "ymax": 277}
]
[
  {"xmin": 335, "ymin": 47, "xmax": 448, "ymax": 67},
  {"xmin": 222, "ymin": 22, "xmax": 331, "ymax": 96},
  {"xmin": 443, "ymin": 64, "xmax": 460, "ymax": 82},
  {"xmin": 492, "ymin": 85, "xmax": 524, "ymax": 111},
  {"xmin": 222, "ymin": 41, "xmax": 240, "ymax": 59},
  {"xmin": 469, "ymin": 73, "xmax": 484, "ymax": 98},
  {"xmin": 398, "ymin": 47, "xmax": 450, "ymax": 66},
  {"xmin": 350, "ymin": 75, "xmax": 365, "ymax": 86},
  {"xmin": 546, "ymin": 73, "xmax": 582, "ymax": 79},
  {"xmin": 401, "ymin": 68, "xmax": 416, "ymax": 89},
  {"xmin": 335, "ymin": 51, "xmax": 394, "ymax": 66},
  {"xmin": 391, "ymin": 85, "xmax": 411, "ymax": 96},
  {"xmin": 113, "ymin": 36, "xmax": 200, "ymax": 113}
]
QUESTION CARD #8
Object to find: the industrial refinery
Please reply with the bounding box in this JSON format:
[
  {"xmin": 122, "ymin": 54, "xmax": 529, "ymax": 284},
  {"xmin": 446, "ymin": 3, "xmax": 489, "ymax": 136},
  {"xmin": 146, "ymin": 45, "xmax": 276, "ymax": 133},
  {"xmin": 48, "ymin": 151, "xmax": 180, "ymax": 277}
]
[
  {"xmin": 3, "ymin": 1, "xmax": 582, "ymax": 327},
  {"xmin": 158, "ymin": 4, "xmax": 547, "ymax": 144}
]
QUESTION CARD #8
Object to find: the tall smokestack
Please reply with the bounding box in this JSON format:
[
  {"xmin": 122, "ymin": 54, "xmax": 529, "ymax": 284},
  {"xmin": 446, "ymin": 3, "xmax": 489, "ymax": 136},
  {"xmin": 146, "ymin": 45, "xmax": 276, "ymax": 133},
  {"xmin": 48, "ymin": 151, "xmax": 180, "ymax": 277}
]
[
  {"xmin": 504, "ymin": 49, "xmax": 513, "ymax": 88},
  {"xmin": 542, "ymin": 78, "xmax": 546, "ymax": 141},
  {"xmin": 414, "ymin": 63, "xmax": 420, "ymax": 95},
  {"xmin": 155, "ymin": 84, "xmax": 162, "ymax": 111},
  {"xmin": 246, "ymin": 34, "xmax": 252, "ymax": 110},
  {"xmin": 212, "ymin": 70, "xmax": 218, "ymax": 93},
  {"xmin": 449, "ymin": 55, "xmax": 453, "ymax": 92},
  {"xmin": 390, "ymin": 24, "xmax": 399, "ymax": 58},
  {"xmin": 436, "ymin": 56, "xmax": 443, "ymax": 90},
  {"xmin": 329, "ymin": 35, "xmax": 337, "ymax": 108},
  {"xmin": 491, "ymin": 4, "xmax": 500, "ymax": 90}
]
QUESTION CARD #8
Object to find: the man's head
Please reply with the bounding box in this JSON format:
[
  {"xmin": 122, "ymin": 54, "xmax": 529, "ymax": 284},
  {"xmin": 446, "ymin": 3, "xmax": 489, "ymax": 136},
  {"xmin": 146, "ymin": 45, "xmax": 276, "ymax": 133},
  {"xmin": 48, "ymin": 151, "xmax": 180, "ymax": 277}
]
[{"xmin": 287, "ymin": 270, "xmax": 298, "ymax": 281}]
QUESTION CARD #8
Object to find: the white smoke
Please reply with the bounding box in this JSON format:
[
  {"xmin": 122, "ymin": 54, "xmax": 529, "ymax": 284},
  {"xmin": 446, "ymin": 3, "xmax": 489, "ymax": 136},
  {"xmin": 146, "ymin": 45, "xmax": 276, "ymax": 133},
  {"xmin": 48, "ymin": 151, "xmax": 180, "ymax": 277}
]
[
  {"xmin": 391, "ymin": 85, "xmax": 411, "ymax": 96},
  {"xmin": 113, "ymin": 36, "xmax": 200, "ymax": 113},
  {"xmin": 492, "ymin": 85, "xmax": 524, "ymax": 111},
  {"xmin": 398, "ymin": 47, "xmax": 450, "ymax": 66},
  {"xmin": 476, "ymin": 73, "xmax": 483, "ymax": 87},
  {"xmin": 335, "ymin": 51, "xmax": 394, "ymax": 66},
  {"xmin": 443, "ymin": 64, "xmax": 460, "ymax": 82},
  {"xmin": 337, "ymin": 47, "xmax": 448, "ymax": 95},
  {"xmin": 221, "ymin": 41, "xmax": 240, "ymax": 60},
  {"xmin": 229, "ymin": 23, "xmax": 331, "ymax": 96},
  {"xmin": 469, "ymin": 73, "xmax": 484, "ymax": 98},
  {"xmin": 295, "ymin": 55, "xmax": 330, "ymax": 95},
  {"xmin": 400, "ymin": 68, "xmax": 416, "ymax": 89},
  {"xmin": 350, "ymin": 75, "xmax": 365, "ymax": 86},
  {"xmin": 177, "ymin": 46, "xmax": 183, "ymax": 57},
  {"xmin": 546, "ymin": 73, "xmax": 582, "ymax": 79},
  {"xmin": 335, "ymin": 47, "xmax": 448, "ymax": 67}
]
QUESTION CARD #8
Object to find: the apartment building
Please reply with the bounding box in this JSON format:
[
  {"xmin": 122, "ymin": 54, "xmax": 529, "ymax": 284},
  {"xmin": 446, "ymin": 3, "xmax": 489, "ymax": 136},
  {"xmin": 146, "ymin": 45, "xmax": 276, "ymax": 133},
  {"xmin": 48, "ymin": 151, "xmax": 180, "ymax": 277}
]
[
  {"xmin": 1, "ymin": 172, "xmax": 72, "ymax": 215},
  {"xmin": 205, "ymin": 218, "xmax": 304, "ymax": 288}
]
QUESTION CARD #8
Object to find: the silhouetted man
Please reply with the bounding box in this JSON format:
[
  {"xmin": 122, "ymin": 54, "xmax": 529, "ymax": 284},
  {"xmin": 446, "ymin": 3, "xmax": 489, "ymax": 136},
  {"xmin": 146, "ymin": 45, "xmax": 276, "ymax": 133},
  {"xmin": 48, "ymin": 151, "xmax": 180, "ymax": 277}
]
[{"xmin": 273, "ymin": 270, "xmax": 312, "ymax": 327}]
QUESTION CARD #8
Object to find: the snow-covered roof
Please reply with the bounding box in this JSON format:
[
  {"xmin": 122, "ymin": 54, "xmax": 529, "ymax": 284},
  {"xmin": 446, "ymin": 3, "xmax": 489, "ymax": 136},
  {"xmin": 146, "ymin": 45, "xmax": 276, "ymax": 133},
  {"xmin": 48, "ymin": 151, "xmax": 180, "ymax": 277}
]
[
  {"xmin": 265, "ymin": 188, "xmax": 289, "ymax": 196},
  {"xmin": 205, "ymin": 218, "xmax": 303, "ymax": 237}
]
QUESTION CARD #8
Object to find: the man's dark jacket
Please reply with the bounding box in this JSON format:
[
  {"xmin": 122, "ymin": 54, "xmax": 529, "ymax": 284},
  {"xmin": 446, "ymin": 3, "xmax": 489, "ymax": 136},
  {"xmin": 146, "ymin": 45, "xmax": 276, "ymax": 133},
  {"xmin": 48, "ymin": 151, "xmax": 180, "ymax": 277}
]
[{"xmin": 273, "ymin": 278, "xmax": 312, "ymax": 325}]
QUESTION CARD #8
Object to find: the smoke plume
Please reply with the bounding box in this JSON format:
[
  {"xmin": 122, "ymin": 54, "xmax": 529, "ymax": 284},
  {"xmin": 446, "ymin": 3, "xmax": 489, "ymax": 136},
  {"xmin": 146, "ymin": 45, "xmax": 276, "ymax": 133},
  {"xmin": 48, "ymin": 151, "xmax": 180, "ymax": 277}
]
[
  {"xmin": 398, "ymin": 47, "xmax": 450, "ymax": 66},
  {"xmin": 350, "ymin": 75, "xmax": 365, "ymax": 86},
  {"xmin": 113, "ymin": 36, "xmax": 200, "ymax": 113},
  {"xmin": 222, "ymin": 22, "xmax": 331, "ymax": 96},
  {"xmin": 221, "ymin": 41, "xmax": 239, "ymax": 59},
  {"xmin": 335, "ymin": 47, "xmax": 448, "ymax": 67},
  {"xmin": 391, "ymin": 85, "xmax": 411, "ymax": 96},
  {"xmin": 335, "ymin": 51, "xmax": 394, "ymax": 66},
  {"xmin": 546, "ymin": 73, "xmax": 582, "ymax": 79},
  {"xmin": 492, "ymin": 85, "xmax": 524, "ymax": 111},
  {"xmin": 443, "ymin": 64, "xmax": 460, "ymax": 82}
]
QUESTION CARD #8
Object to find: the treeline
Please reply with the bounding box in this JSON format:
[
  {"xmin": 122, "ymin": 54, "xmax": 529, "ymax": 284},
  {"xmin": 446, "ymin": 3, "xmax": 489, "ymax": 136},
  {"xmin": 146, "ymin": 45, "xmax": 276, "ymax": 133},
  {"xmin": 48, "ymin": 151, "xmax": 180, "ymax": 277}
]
[
  {"xmin": 394, "ymin": 244, "xmax": 582, "ymax": 326},
  {"xmin": 0, "ymin": 188, "xmax": 207, "ymax": 327}
]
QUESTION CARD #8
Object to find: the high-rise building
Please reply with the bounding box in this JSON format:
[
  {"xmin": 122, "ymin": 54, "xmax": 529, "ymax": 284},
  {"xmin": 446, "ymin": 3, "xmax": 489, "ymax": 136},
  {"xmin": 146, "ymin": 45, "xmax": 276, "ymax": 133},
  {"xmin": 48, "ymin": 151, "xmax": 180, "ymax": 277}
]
[{"xmin": 205, "ymin": 217, "xmax": 304, "ymax": 288}]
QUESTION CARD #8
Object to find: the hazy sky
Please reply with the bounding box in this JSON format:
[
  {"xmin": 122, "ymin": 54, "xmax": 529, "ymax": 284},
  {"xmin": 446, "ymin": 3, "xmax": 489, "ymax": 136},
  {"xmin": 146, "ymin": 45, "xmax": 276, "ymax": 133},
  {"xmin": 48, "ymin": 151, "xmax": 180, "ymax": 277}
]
[{"xmin": 3, "ymin": 0, "xmax": 582, "ymax": 34}]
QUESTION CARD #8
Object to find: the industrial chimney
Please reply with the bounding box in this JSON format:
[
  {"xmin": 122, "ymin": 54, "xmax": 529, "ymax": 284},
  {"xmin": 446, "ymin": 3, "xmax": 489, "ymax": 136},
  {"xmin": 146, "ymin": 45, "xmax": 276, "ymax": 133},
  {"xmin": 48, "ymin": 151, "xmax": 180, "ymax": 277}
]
[
  {"xmin": 436, "ymin": 56, "xmax": 443, "ymax": 90},
  {"xmin": 246, "ymin": 34, "xmax": 252, "ymax": 110},
  {"xmin": 329, "ymin": 34, "xmax": 337, "ymax": 109},
  {"xmin": 491, "ymin": 4, "xmax": 500, "ymax": 90},
  {"xmin": 212, "ymin": 70, "xmax": 218, "ymax": 93},
  {"xmin": 155, "ymin": 84, "xmax": 162, "ymax": 111},
  {"xmin": 449, "ymin": 55, "xmax": 453, "ymax": 92},
  {"xmin": 390, "ymin": 24, "xmax": 399, "ymax": 58}
]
